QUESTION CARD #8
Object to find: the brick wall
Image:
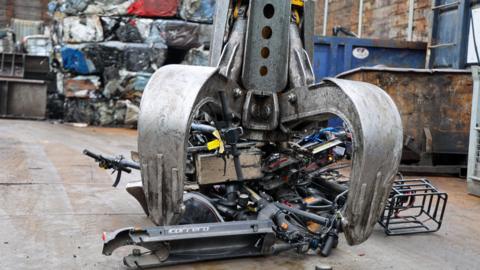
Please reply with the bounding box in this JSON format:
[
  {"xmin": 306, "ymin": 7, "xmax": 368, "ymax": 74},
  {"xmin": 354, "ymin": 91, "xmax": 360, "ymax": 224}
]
[
  {"xmin": 1, "ymin": 0, "xmax": 431, "ymax": 42},
  {"xmin": 0, "ymin": 0, "xmax": 49, "ymax": 27},
  {"xmin": 314, "ymin": 0, "xmax": 431, "ymax": 42}
]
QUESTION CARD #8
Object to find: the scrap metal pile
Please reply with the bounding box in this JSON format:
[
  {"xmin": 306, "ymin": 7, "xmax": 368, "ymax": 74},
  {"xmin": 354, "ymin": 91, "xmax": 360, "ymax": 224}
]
[
  {"xmin": 46, "ymin": 0, "xmax": 215, "ymax": 125},
  {"xmin": 84, "ymin": 0, "xmax": 404, "ymax": 268}
]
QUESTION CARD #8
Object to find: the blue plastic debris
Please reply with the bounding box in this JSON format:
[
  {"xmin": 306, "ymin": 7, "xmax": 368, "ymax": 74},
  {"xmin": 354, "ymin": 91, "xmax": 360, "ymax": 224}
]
[
  {"xmin": 299, "ymin": 127, "xmax": 346, "ymax": 145},
  {"xmin": 61, "ymin": 47, "xmax": 98, "ymax": 75}
]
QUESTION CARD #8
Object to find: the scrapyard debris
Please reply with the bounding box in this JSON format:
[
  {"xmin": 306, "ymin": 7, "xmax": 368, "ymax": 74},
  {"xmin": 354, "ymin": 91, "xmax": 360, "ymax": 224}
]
[
  {"xmin": 115, "ymin": 21, "xmax": 143, "ymax": 43},
  {"xmin": 181, "ymin": 46, "xmax": 209, "ymax": 66},
  {"xmin": 64, "ymin": 98, "xmax": 139, "ymax": 126},
  {"xmin": 127, "ymin": 0, "xmax": 178, "ymax": 18},
  {"xmin": 47, "ymin": 92, "xmax": 65, "ymax": 120},
  {"xmin": 52, "ymin": 0, "xmax": 433, "ymax": 268},
  {"xmin": 178, "ymin": 0, "xmax": 216, "ymax": 23},
  {"xmin": 61, "ymin": 42, "xmax": 166, "ymax": 78},
  {"xmin": 122, "ymin": 43, "xmax": 167, "ymax": 72},
  {"xmin": 147, "ymin": 19, "xmax": 202, "ymax": 49},
  {"xmin": 62, "ymin": 16, "xmax": 104, "ymax": 43},
  {"xmin": 88, "ymin": 0, "xmax": 403, "ymax": 268},
  {"xmin": 64, "ymin": 75, "xmax": 102, "ymax": 98},
  {"xmin": 58, "ymin": 0, "xmax": 91, "ymax": 15},
  {"xmin": 89, "ymin": 125, "xmax": 353, "ymax": 257},
  {"xmin": 61, "ymin": 45, "xmax": 103, "ymax": 74},
  {"xmin": 83, "ymin": 0, "xmax": 134, "ymax": 16},
  {"xmin": 101, "ymin": 17, "xmax": 153, "ymax": 42},
  {"xmin": 23, "ymin": 35, "xmax": 53, "ymax": 57},
  {"xmin": 0, "ymin": 30, "xmax": 14, "ymax": 53},
  {"xmin": 47, "ymin": 0, "xmax": 214, "ymax": 127},
  {"xmin": 50, "ymin": 0, "xmax": 134, "ymax": 16}
]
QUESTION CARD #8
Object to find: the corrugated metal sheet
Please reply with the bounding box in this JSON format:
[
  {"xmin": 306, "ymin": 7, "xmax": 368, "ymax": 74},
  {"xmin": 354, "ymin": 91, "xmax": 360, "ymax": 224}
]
[{"xmin": 10, "ymin": 19, "xmax": 44, "ymax": 41}]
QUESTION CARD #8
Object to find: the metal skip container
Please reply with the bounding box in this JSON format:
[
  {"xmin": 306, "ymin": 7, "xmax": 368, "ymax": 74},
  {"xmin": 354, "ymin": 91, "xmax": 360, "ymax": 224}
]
[
  {"xmin": 313, "ymin": 37, "xmax": 427, "ymax": 79},
  {"xmin": 338, "ymin": 67, "xmax": 472, "ymax": 175}
]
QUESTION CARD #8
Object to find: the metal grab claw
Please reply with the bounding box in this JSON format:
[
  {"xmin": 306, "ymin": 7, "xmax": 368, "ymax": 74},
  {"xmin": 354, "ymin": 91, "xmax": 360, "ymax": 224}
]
[
  {"xmin": 101, "ymin": 0, "xmax": 404, "ymax": 267},
  {"xmin": 137, "ymin": 65, "xmax": 402, "ymax": 244}
]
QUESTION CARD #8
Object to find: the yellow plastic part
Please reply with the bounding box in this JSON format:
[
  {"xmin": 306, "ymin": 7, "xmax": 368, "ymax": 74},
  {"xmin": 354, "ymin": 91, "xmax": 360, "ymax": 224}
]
[
  {"xmin": 292, "ymin": 0, "xmax": 304, "ymax": 7},
  {"xmin": 212, "ymin": 130, "xmax": 225, "ymax": 153},
  {"xmin": 207, "ymin": 139, "xmax": 221, "ymax": 151},
  {"xmin": 233, "ymin": 0, "xmax": 242, "ymax": 18},
  {"xmin": 293, "ymin": 8, "xmax": 301, "ymax": 25}
]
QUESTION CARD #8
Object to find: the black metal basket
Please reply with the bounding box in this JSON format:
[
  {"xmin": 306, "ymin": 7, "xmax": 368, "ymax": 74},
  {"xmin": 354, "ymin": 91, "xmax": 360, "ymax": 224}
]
[{"xmin": 378, "ymin": 177, "xmax": 448, "ymax": 235}]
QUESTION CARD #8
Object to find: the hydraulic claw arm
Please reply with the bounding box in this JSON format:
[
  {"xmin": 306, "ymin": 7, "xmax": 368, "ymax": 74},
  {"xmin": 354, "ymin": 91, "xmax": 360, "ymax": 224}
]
[{"xmin": 96, "ymin": 0, "xmax": 404, "ymax": 268}]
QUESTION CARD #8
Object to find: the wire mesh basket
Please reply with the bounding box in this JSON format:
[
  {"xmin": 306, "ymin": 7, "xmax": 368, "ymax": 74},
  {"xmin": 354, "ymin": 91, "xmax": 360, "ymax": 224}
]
[{"xmin": 378, "ymin": 177, "xmax": 448, "ymax": 235}]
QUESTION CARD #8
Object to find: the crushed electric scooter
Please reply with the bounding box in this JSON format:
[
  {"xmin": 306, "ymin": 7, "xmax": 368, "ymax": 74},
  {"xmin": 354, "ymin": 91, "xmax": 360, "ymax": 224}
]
[{"xmin": 86, "ymin": 125, "xmax": 355, "ymax": 265}]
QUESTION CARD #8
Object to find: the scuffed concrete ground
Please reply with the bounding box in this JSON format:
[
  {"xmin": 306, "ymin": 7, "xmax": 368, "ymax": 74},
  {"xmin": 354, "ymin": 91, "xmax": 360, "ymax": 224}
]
[{"xmin": 1, "ymin": 119, "xmax": 479, "ymax": 270}]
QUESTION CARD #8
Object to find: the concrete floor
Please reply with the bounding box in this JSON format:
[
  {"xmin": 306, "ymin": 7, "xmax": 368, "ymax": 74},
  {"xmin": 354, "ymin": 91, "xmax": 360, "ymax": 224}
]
[{"xmin": 1, "ymin": 119, "xmax": 479, "ymax": 270}]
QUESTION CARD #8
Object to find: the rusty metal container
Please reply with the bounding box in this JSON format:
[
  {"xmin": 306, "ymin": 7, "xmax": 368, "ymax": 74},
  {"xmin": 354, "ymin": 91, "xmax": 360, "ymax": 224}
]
[
  {"xmin": 0, "ymin": 52, "xmax": 50, "ymax": 120},
  {"xmin": 338, "ymin": 67, "xmax": 472, "ymax": 175},
  {"xmin": 0, "ymin": 77, "xmax": 47, "ymax": 119}
]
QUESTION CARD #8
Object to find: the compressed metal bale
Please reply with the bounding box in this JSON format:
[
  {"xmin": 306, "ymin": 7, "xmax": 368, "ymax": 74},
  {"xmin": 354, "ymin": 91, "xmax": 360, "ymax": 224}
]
[
  {"xmin": 135, "ymin": 19, "xmax": 153, "ymax": 41},
  {"xmin": 115, "ymin": 22, "xmax": 143, "ymax": 43},
  {"xmin": 102, "ymin": 72, "xmax": 149, "ymax": 99},
  {"xmin": 46, "ymin": 92, "xmax": 65, "ymax": 120},
  {"xmin": 62, "ymin": 16, "xmax": 104, "ymax": 43},
  {"xmin": 64, "ymin": 98, "xmax": 95, "ymax": 124},
  {"xmin": 92, "ymin": 100, "xmax": 116, "ymax": 126},
  {"xmin": 124, "ymin": 100, "xmax": 140, "ymax": 126},
  {"xmin": 64, "ymin": 98, "xmax": 130, "ymax": 126},
  {"xmin": 147, "ymin": 19, "xmax": 201, "ymax": 50},
  {"xmin": 61, "ymin": 45, "xmax": 100, "ymax": 74},
  {"xmin": 181, "ymin": 47, "xmax": 209, "ymax": 66},
  {"xmin": 123, "ymin": 43, "xmax": 167, "ymax": 72},
  {"xmin": 101, "ymin": 17, "xmax": 153, "ymax": 42},
  {"xmin": 84, "ymin": 0, "xmax": 133, "ymax": 16},
  {"xmin": 124, "ymin": 73, "xmax": 151, "ymax": 91},
  {"xmin": 114, "ymin": 100, "xmax": 127, "ymax": 124},
  {"xmin": 178, "ymin": 0, "xmax": 215, "ymax": 23},
  {"xmin": 56, "ymin": 0, "xmax": 133, "ymax": 16},
  {"xmin": 61, "ymin": 43, "xmax": 120, "ymax": 74},
  {"xmin": 127, "ymin": 0, "xmax": 178, "ymax": 17},
  {"xmin": 98, "ymin": 43, "xmax": 125, "ymax": 69},
  {"xmin": 63, "ymin": 75, "xmax": 101, "ymax": 98},
  {"xmin": 101, "ymin": 17, "xmax": 123, "ymax": 41},
  {"xmin": 59, "ymin": 0, "xmax": 91, "ymax": 15},
  {"xmin": 62, "ymin": 41, "xmax": 166, "ymax": 75}
]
